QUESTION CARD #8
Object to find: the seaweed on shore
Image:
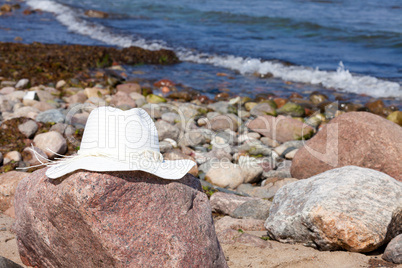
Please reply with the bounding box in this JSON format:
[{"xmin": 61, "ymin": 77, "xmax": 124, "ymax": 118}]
[
  {"xmin": 0, "ymin": 117, "xmax": 30, "ymax": 155},
  {"xmin": 0, "ymin": 42, "xmax": 179, "ymax": 86}
]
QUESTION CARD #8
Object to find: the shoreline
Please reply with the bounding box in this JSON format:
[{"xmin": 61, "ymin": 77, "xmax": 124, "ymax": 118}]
[{"xmin": 0, "ymin": 41, "xmax": 400, "ymax": 112}]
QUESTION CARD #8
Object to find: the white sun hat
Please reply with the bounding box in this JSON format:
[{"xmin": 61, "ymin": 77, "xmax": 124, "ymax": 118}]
[{"xmin": 43, "ymin": 106, "xmax": 195, "ymax": 179}]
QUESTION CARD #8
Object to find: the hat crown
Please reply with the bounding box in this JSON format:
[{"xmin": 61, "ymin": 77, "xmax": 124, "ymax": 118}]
[{"xmin": 79, "ymin": 107, "xmax": 159, "ymax": 159}]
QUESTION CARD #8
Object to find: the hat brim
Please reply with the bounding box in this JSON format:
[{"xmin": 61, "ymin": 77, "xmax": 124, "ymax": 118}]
[{"xmin": 45, "ymin": 156, "xmax": 196, "ymax": 180}]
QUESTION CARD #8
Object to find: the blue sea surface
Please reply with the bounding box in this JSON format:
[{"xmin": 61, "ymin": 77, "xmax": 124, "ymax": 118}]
[{"xmin": 0, "ymin": 0, "xmax": 401, "ymax": 104}]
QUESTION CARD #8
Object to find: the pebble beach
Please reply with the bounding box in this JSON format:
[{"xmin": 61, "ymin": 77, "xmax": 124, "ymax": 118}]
[{"xmin": 0, "ymin": 1, "xmax": 402, "ymax": 267}]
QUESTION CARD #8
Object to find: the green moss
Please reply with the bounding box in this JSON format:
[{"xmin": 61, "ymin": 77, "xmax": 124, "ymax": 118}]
[
  {"xmin": 159, "ymin": 55, "xmax": 168, "ymax": 64},
  {"xmin": 202, "ymin": 185, "xmax": 218, "ymax": 198},
  {"xmin": 237, "ymin": 229, "xmax": 244, "ymax": 234},
  {"xmin": 227, "ymin": 105, "xmax": 238, "ymax": 114},
  {"xmin": 96, "ymin": 53, "xmax": 111, "ymax": 68},
  {"xmin": 260, "ymin": 236, "xmax": 271, "ymax": 241},
  {"xmin": 197, "ymin": 107, "xmax": 208, "ymax": 115},
  {"xmin": 250, "ymin": 153, "xmax": 264, "ymax": 158}
]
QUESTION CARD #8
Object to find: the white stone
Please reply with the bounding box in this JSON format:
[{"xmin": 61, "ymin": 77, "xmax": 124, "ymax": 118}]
[
  {"xmin": 15, "ymin": 78, "xmax": 30, "ymax": 89},
  {"xmin": 23, "ymin": 91, "xmax": 39, "ymax": 101},
  {"xmin": 197, "ymin": 117, "xmax": 208, "ymax": 126},
  {"xmin": 163, "ymin": 138, "xmax": 177, "ymax": 148},
  {"xmin": 285, "ymin": 149, "xmax": 298, "ymax": 159},
  {"xmin": 56, "ymin": 80, "xmax": 67, "ymax": 89}
]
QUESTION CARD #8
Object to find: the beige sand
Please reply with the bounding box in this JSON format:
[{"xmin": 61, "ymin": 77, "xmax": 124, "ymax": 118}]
[
  {"xmin": 0, "ymin": 213, "xmax": 26, "ymax": 267},
  {"xmin": 223, "ymin": 231, "xmax": 401, "ymax": 268},
  {"xmin": 1, "ymin": 213, "xmax": 400, "ymax": 268}
]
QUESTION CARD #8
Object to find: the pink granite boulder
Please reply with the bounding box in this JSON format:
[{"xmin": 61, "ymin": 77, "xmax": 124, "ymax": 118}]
[
  {"xmin": 291, "ymin": 112, "xmax": 402, "ymax": 181},
  {"xmin": 14, "ymin": 169, "xmax": 227, "ymax": 268}
]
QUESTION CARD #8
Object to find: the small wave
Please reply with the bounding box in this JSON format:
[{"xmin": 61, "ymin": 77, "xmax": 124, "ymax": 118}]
[
  {"xmin": 178, "ymin": 51, "xmax": 402, "ymax": 98},
  {"xmin": 26, "ymin": 0, "xmax": 166, "ymax": 50},
  {"xmin": 25, "ymin": 0, "xmax": 402, "ymax": 99}
]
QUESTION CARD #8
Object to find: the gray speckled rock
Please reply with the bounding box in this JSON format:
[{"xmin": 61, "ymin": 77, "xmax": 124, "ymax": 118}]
[
  {"xmin": 210, "ymin": 192, "xmax": 259, "ymax": 216},
  {"xmin": 262, "ymin": 169, "xmax": 292, "ymax": 180},
  {"xmin": 155, "ymin": 120, "xmax": 180, "ymax": 141},
  {"xmin": 215, "ymin": 216, "xmax": 265, "ymax": 233},
  {"xmin": 383, "ymin": 234, "xmax": 402, "ymax": 264},
  {"xmin": 265, "ymin": 166, "xmax": 402, "ymax": 252},
  {"xmin": 231, "ymin": 199, "xmax": 271, "ymax": 220},
  {"xmin": 179, "ymin": 130, "xmax": 206, "ymax": 147},
  {"xmin": 14, "ymin": 169, "xmax": 227, "ymax": 268},
  {"xmin": 36, "ymin": 109, "xmax": 65, "ymax": 123},
  {"xmin": 161, "ymin": 112, "xmax": 180, "ymax": 124},
  {"xmin": 18, "ymin": 120, "xmax": 38, "ymax": 138}
]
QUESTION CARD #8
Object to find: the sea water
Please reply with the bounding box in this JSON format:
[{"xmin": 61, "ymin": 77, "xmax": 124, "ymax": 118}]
[{"xmin": 1, "ymin": 0, "xmax": 401, "ymax": 104}]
